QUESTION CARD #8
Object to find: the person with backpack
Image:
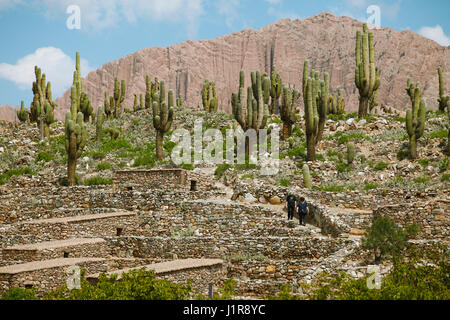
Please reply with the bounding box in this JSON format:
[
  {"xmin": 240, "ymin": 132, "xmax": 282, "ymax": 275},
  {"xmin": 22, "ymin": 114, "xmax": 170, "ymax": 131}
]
[
  {"xmin": 297, "ymin": 197, "xmax": 309, "ymax": 226},
  {"xmin": 285, "ymin": 194, "xmax": 297, "ymax": 221}
]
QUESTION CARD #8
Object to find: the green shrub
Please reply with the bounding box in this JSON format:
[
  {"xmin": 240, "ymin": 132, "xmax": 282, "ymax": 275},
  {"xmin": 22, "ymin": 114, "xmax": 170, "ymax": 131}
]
[
  {"xmin": 440, "ymin": 174, "xmax": 450, "ymax": 182},
  {"xmin": 439, "ymin": 157, "xmax": 449, "ymax": 173},
  {"xmin": 0, "ymin": 167, "xmax": 34, "ymax": 185},
  {"xmin": 133, "ymin": 144, "xmax": 158, "ymax": 168},
  {"xmin": 181, "ymin": 163, "xmax": 194, "ymax": 171},
  {"xmin": 241, "ymin": 173, "xmax": 254, "ymax": 180},
  {"xmin": 84, "ymin": 176, "xmax": 113, "ymax": 186},
  {"xmin": 418, "ymin": 159, "xmax": 430, "ymax": 168},
  {"xmin": 35, "ymin": 151, "xmax": 54, "ymax": 163},
  {"xmin": 45, "ymin": 269, "xmax": 191, "ymax": 300},
  {"xmin": 364, "ymin": 182, "xmax": 379, "ymax": 191},
  {"xmin": 280, "ymin": 178, "xmax": 291, "ymax": 187},
  {"xmin": 336, "ymin": 161, "xmax": 350, "ymax": 173},
  {"xmin": 1, "ymin": 287, "xmax": 38, "ymax": 300},
  {"xmin": 313, "ymin": 184, "xmax": 345, "ymax": 193},
  {"xmin": 89, "ymin": 151, "xmax": 107, "ymax": 160},
  {"xmin": 414, "ymin": 176, "xmax": 431, "ymax": 184},
  {"xmin": 292, "ymin": 126, "xmax": 304, "ymax": 137},
  {"xmin": 97, "ymin": 163, "xmax": 112, "ymax": 171},
  {"xmin": 394, "ymin": 116, "xmax": 406, "ymax": 123},
  {"xmin": 373, "ymin": 161, "xmax": 389, "ymax": 171},
  {"xmin": 428, "ymin": 129, "xmax": 447, "ymax": 140},
  {"xmin": 362, "ymin": 216, "xmax": 419, "ymax": 263},
  {"xmin": 214, "ymin": 164, "xmax": 232, "ymax": 178}
]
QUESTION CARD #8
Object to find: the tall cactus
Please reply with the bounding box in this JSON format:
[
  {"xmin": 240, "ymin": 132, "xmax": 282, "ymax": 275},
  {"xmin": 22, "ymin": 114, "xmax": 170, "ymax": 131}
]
[
  {"xmin": 30, "ymin": 66, "xmax": 54, "ymax": 140},
  {"xmin": 80, "ymin": 92, "xmax": 93, "ymax": 122},
  {"xmin": 231, "ymin": 70, "xmax": 270, "ymax": 158},
  {"xmin": 111, "ymin": 78, "xmax": 126, "ymax": 118},
  {"xmin": 355, "ymin": 24, "xmax": 380, "ymax": 118},
  {"xmin": 280, "ymin": 86, "xmax": 299, "ymax": 139},
  {"xmin": 65, "ymin": 111, "xmax": 87, "ymax": 186},
  {"xmin": 17, "ymin": 101, "xmax": 29, "ymax": 122},
  {"xmin": 202, "ymin": 80, "xmax": 218, "ymax": 113},
  {"xmin": 302, "ymin": 61, "xmax": 329, "ymax": 161},
  {"xmin": 152, "ymin": 80, "xmax": 174, "ymax": 160},
  {"xmin": 104, "ymin": 92, "xmax": 112, "ymax": 118},
  {"xmin": 405, "ymin": 78, "xmax": 426, "ymax": 160},
  {"xmin": 145, "ymin": 75, "xmax": 152, "ymax": 110},
  {"xmin": 270, "ymin": 66, "xmax": 283, "ymax": 114},
  {"xmin": 96, "ymin": 106, "xmax": 105, "ymax": 142},
  {"xmin": 438, "ymin": 67, "xmax": 449, "ymax": 112}
]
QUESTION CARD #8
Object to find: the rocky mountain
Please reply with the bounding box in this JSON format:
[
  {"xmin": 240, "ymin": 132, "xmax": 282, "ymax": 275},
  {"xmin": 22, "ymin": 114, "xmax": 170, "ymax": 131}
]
[
  {"xmin": 0, "ymin": 105, "xmax": 17, "ymax": 123},
  {"xmin": 1, "ymin": 12, "xmax": 449, "ymax": 122}
]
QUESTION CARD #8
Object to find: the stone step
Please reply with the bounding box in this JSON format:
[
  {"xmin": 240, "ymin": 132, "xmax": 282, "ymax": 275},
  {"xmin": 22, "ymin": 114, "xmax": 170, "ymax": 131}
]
[
  {"xmin": 4, "ymin": 212, "xmax": 137, "ymax": 240},
  {"xmin": 2, "ymin": 238, "xmax": 109, "ymax": 263}
]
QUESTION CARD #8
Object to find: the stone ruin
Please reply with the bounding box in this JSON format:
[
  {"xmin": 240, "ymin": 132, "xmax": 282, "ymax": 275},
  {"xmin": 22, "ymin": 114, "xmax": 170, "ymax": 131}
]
[{"xmin": 0, "ymin": 168, "xmax": 448, "ymax": 298}]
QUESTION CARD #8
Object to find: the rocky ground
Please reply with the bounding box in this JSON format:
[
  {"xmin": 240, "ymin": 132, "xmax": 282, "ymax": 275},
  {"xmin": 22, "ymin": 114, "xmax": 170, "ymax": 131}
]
[{"xmin": 0, "ymin": 105, "xmax": 448, "ymax": 298}]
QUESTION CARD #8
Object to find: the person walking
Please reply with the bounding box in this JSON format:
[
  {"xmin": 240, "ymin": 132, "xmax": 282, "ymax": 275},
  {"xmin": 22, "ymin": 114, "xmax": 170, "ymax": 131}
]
[
  {"xmin": 297, "ymin": 197, "xmax": 309, "ymax": 226},
  {"xmin": 286, "ymin": 194, "xmax": 297, "ymax": 221}
]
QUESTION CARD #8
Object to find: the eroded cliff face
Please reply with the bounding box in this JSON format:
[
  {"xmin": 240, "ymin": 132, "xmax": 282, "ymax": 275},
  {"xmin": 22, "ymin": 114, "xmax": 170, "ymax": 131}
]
[
  {"xmin": 0, "ymin": 105, "xmax": 17, "ymax": 123},
  {"xmin": 2, "ymin": 12, "xmax": 449, "ymax": 122}
]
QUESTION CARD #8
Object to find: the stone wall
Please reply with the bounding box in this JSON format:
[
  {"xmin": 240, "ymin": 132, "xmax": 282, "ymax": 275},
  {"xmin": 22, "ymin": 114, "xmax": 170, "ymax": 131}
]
[{"xmin": 113, "ymin": 169, "xmax": 217, "ymax": 192}]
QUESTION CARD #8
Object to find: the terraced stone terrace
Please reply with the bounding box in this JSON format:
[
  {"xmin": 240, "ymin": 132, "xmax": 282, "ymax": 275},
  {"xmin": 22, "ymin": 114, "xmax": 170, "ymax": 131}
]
[{"xmin": 1, "ymin": 168, "xmax": 444, "ymax": 298}]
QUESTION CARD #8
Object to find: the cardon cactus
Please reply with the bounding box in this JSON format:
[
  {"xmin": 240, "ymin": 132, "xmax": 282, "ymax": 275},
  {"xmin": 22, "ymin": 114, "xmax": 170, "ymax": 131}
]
[
  {"xmin": 202, "ymin": 80, "xmax": 218, "ymax": 113},
  {"xmin": 104, "ymin": 92, "xmax": 112, "ymax": 118},
  {"xmin": 96, "ymin": 106, "xmax": 105, "ymax": 142},
  {"xmin": 347, "ymin": 142, "xmax": 355, "ymax": 166},
  {"xmin": 17, "ymin": 101, "xmax": 29, "ymax": 122},
  {"xmin": 438, "ymin": 67, "xmax": 449, "ymax": 112},
  {"xmin": 270, "ymin": 66, "xmax": 283, "ymax": 114},
  {"xmin": 405, "ymin": 78, "xmax": 426, "ymax": 159},
  {"xmin": 112, "ymin": 78, "xmax": 126, "ymax": 118},
  {"xmin": 355, "ymin": 24, "xmax": 380, "ymax": 118},
  {"xmin": 152, "ymin": 80, "xmax": 174, "ymax": 160},
  {"xmin": 65, "ymin": 111, "xmax": 87, "ymax": 186},
  {"xmin": 280, "ymin": 86, "xmax": 299, "ymax": 140},
  {"xmin": 176, "ymin": 95, "xmax": 183, "ymax": 107},
  {"xmin": 302, "ymin": 61, "xmax": 329, "ymax": 161},
  {"xmin": 328, "ymin": 90, "xmax": 345, "ymax": 115},
  {"xmin": 80, "ymin": 92, "xmax": 93, "ymax": 122},
  {"xmin": 69, "ymin": 52, "xmax": 93, "ymax": 124},
  {"xmin": 30, "ymin": 66, "xmax": 54, "ymax": 140},
  {"xmin": 231, "ymin": 70, "xmax": 270, "ymax": 157},
  {"xmin": 303, "ymin": 164, "xmax": 312, "ymax": 189}
]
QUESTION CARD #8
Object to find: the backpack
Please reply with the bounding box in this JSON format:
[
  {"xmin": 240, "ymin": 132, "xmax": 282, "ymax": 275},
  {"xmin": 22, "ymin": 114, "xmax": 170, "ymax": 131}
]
[{"xmin": 297, "ymin": 202, "xmax": 307, "ymax": 215}]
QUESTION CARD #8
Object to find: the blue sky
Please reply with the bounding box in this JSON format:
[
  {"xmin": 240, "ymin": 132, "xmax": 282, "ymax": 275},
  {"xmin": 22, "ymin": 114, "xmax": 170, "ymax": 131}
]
[{"xmin": 0, "ymin": 0, "xmax": 449, "ymax": 107}]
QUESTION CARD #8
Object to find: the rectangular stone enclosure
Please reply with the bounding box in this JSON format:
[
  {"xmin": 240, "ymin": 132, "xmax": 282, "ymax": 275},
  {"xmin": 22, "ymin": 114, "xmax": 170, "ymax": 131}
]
[{"xmin": 113, "ymin": 169, "xmax": 209, "ymax": 192}]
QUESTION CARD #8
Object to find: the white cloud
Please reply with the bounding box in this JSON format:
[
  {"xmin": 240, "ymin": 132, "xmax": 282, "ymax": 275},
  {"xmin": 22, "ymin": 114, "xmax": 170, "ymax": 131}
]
[
  {"xmin": 265, "ymin": 0, "xmax": 282, "ymax": 4},
  {"xmin": 0, "ymin": 0, "xmax": 205, "ymax": 36},
  {"xmin": 0, "ymin": 47, "xmax": 93, "ymax": 97},
  {"xmin": 0, "ymin": 0, "xmax": 21, "ymax": 10},
  {"xmin": 418, "ymin": 25, "xmax": 450, "ymax": 47},
  {"xmin": 216, "ymin": 0, "xmax": 241, "ymax": 29}
]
